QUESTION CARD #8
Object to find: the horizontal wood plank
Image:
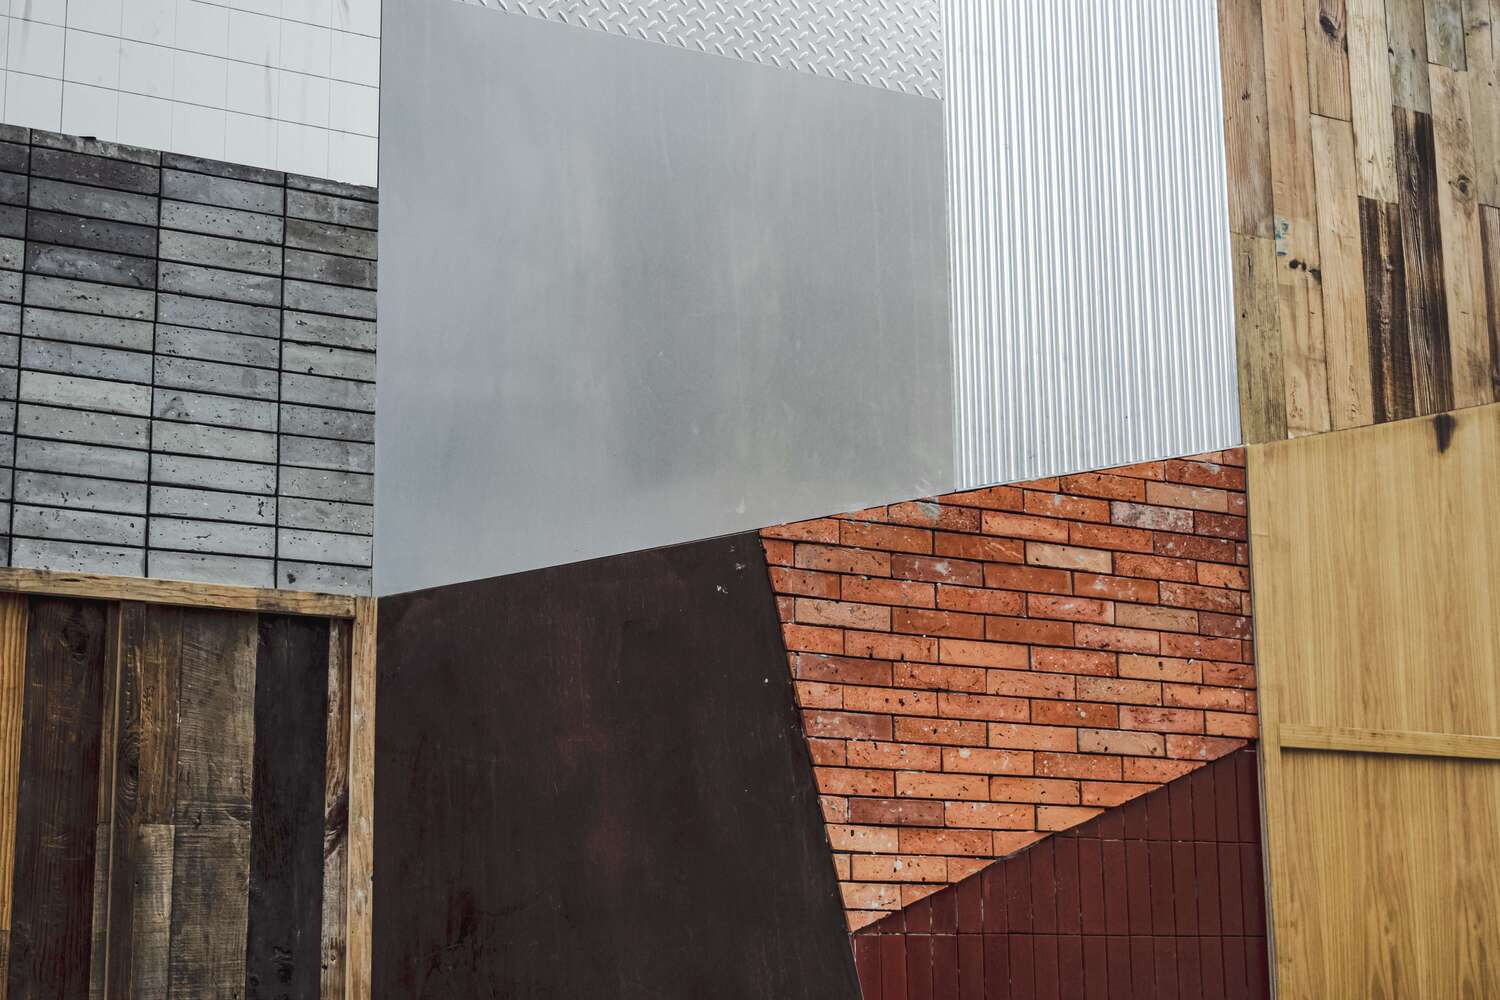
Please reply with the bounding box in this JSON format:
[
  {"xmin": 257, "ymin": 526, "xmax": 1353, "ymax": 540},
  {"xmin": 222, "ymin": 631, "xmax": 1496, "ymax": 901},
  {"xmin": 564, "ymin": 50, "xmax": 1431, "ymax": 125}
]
[
  {"xmin": 1281, "ymin": 723, "xmax": 1500, "ymax": 760},
  {"xmin": 0, "ymin": 569, "xmax": 356, "ymax": 619}
]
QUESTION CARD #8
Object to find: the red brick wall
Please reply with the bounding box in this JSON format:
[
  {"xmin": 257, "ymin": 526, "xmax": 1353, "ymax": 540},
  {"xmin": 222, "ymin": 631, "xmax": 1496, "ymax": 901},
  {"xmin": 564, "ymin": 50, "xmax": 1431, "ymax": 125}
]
[{"xmin": 759, "ymin": 451, "xmax": 1258, "ymax": 930}]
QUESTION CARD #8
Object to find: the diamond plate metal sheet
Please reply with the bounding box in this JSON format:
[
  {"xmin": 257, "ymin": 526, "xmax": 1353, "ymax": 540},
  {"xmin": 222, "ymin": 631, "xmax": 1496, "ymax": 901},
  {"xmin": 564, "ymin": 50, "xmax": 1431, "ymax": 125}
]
[{"xmin": 453, "ymin": 0, "xmax": 942, "ymax": 98}]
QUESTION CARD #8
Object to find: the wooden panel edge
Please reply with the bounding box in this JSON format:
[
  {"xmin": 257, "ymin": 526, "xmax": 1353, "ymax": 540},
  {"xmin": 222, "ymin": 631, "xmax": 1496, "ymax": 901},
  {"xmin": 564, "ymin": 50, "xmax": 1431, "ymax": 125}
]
[
  {"xmin": 345, "ymin": 597, "xmax": 375, "ymax": 1000},
  {"xmin": 0, "ymin": 593, "xmax": 26, "ymax": 994},
  {"xmin": 0, "ymin": 568, "xmax": 358, "ymax": 619},
  {"xmin": 1279, "ymin": 723, "xmax": 1500, "ymax": 760}
]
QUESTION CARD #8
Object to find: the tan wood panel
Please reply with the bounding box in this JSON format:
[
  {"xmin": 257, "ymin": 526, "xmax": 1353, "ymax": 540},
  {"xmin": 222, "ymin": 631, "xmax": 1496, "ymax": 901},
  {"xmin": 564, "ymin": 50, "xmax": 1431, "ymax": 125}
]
[
  {"xmin": 345, "ymin": 598, "xmax": 375, "ymax": 1000},
  {"xmin": 1347, "ymin": 0, "xmax": 1398, "ymax": 199},
  {"xmin": 0, "ymin": 595, "xmax": 24, "ymax": 996},
  {"xmin": 1249, "ymin": 403, "xmax": 1500, "ymax": 737},
  {"xmin": 1311, "ymin": 113, "xmax": 1375, "ymax": 427},
  {"xmin": 1279, "ymin": 723, "xmax": 1500, "ymax": 759},
  {"xmin": 0, "ymin": 568, "xmax": 357, "ymax": 619},
  {"xmin": 1276, "ymin": 750, "xmax": 1500, "ymax": 997},
  {"xmin": 1305, "ymin": 0, "xmax": 1352, "ymax": 120}
]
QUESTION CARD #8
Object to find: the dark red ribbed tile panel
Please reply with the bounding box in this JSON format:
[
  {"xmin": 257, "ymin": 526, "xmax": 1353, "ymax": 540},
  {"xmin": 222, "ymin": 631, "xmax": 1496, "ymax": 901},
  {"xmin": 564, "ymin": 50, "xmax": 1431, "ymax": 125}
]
[{"xmin": 852, "ymin": 748, "xmax": 1269, "ymax": 999}]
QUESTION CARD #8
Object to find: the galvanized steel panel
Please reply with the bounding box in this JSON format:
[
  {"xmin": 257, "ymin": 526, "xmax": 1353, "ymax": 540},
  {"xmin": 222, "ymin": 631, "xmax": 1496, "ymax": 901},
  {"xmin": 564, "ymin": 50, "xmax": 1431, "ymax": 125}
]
[{"xmin": 944, "ymin": 0, "xmax": 1240, "ymax": 487}]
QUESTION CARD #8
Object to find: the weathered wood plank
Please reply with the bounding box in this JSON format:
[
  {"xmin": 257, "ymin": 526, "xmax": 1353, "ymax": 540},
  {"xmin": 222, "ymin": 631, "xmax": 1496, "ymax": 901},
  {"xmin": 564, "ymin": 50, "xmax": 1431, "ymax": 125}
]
[
  {"xmin": 173, "ymin": 610, "xmax": 256, "ymax": 824},
  {"xmin": 1307, "ymin": 0, "xmax": 1354, "ymax": 119},
  {"xmin": 0, "ymin": 595, "xmax": 27, "ymax": 997},
  {"xmin": 1466, "ymin": 0, "xmax": 1500, "ymax": 207},
  {"xmin": 1424, "ymin": 0, "xmax": 1466, "ymax": 68},
  {"xmin": 1482, "ymin": 206, "xmax": 1500, "ymax": 399},
  {"xmin": 7, "ymin": 598, "xmax": 108, "ymax": 1000},
  {"xmin": 321, "ymin": 620, "xmax": 351, "ymax": 1000},
  {"xmin": 1430, "ymin": 64, "xmax": 1494, "ymax": 406},
  {"xmin": 1219, "ymin": 0, "xmax": 1277, "ymax": 237},
  {"xmin": 1264, "ymin": 0, "xmax": 1332, "ymax": 434},
  {"xmin": 1233, "ymin": 233, "xmax": 1291, "ymax": 439},
  {"xmin": 0, "ymin": 568, "xmax": 356, "ymax": 619},
  {"xmin": 85, "ymin": 606, "xmax": 124, "ymax": 1000},
  {"xmin": 1360, "ymin": 196, "xmax": 1417, "ymax": 420},
  {"xmin": 1387, "ymin": 0, "xmax": 1433, "ymax": 110},
  {"xmin": 1313, "ymin": 114, "xmax": 1377, "ymax": 427},
  {"xmin": 346, "ymin": 598, "xmax": 375, "ymax": 1000},
  {"xmin": 98, "ymin": 603, "xmax": 178, "ymax": 1000},
  {"xmin": 245, "ymin": 615, "xmax": 330, "ymax": 1000},
  {"xmin": 1394, "ymin": 107, "xmax": 1457, "ymax": 414},
  {"xmin": 128, "ymin": 826, "xmax": 173, "ymax": 999},
  {"xmin": 168, "ymin": 825, "xmax": 250, "ymax": 1000},
  {"xmin": 1348, "ymin": 0, "xmax": 1400, "ymax": 199}
]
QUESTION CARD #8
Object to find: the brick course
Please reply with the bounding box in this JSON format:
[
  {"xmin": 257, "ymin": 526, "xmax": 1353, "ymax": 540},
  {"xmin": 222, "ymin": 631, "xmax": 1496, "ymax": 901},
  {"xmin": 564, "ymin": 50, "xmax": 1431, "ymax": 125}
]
[{"xmin": 760, "ymin": 451, "xmax": 1256, "ymax": 930}]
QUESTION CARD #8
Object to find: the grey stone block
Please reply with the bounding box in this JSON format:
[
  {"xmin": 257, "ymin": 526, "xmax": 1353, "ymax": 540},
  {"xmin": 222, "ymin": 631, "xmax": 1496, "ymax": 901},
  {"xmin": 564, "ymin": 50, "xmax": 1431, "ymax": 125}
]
[
  {"xmin": 0, "ymin": 432, "xmax": 14, "ymax": 466},
  {"xmin": 277, "ymin": 403, "xmax": 373, "ymax": 442},
  {"xmin": 29, "ymin": 209, "xmax": 158, "ymax": 257},
  {"xmin": 154, "ymin": 388, "xmax": 276, "ymax": 432},
  {"xmin": 277, "ymin": 496, "xmax": 372, "ymax": 534},
  {"xmin": 278, "ymin": 466, "xmax": 372, "ymax": 503},
  {"xmin": 282, "ymin": 310, "xmax": 375, "ymax": 351},
  {"xmin": 31, "ymin": 130, "xmax": 159, "ymax": 166},
  {"xmin": 22, "ymin": 307, "xmax": 154, "ymax": 351},
  {"xmin": 26, "ymin": 275, "xmax": 155, "ymax": 320},
  {"xmin": 152, "ymin": 453, "xmax": 276, "ymax": 493},
  {"xmin": 12, "ymin": 503, "xmax": 145, "ymax": 545},
  {"xmin": 160, "ymin": 199, "xmax": 283, "ymax": 244},
  {"xmin": 0, "ymin": 368, "xmax": 16, "ymax": 400},
  {"xmin": 0, "ymin": 400, "xmax": 15, "ymax": 432},
  {"xmin": 278, "ymin": 434, "xmax": 372, "ymax": 473},
  {"xmin": 155, "ymin": 325, "xmax": 280, "ymax": 368},
  {"xmin": 151, "ymin": 486, "xmax": 275, "ymax": 525},
  {"xmin": 11, "ymin": 537, "xmax": 145, "ymax": 575},
  {"xmin": 280, "ymin": 372, "xmax": 374, "ymax": 411},
  {"xmin": 283, "ymin": 249, "xmax": 375, "ymax": 289},
  {"xmin": 286, "ymin": 172, "xmax": 376, "ymax": 203},
  {"xmin": 0, "ymin": 334, "xmax": 16, "ymax": 366},
  {"xmin": 150, "ymin": 516, "xmax": 274, "ymax": 557},
  {"xmin": 14, "ymin": 437, "xmax": 149, "ymax": 480},
  {"xmin": 0, "ymin": 171, "xmax": 27, "ymax": 206},
  {"xmin": 0, "ymin": 270, "xmax": 18, "ymax": 304},
  {"xmin": 277, "ymin": 527, "xmax": 370, "ymax": 566},
  {"xmin": 156, "ymin": 292, "xmax": 279, "ymax": 338},
  {"xmin": 0, "ymin": 141, "xmax": 28, "ymax": 174},
  {"xmin": 0, "ymin": 236, "xmax": 22, "ymax": 270},
  {"xmin": 18, "ymin": 403, "xmax": 150, "ymax": 448},
  {"xmin": 158, "ymin": 230, "xmax": 281, "ymax": 275},
  {"xmin": 154, "ymin": 356, "xmax": 278, "ymax": 400},
  {"xmin": 22, "ymin": 338, "xmax": 154, "ymax": 384},
  {"xmin": 30, "ymin": 178, "xmax": 158, "ymax": 226},
  {"xmin": 19, "ymin": 371, "xmax": 152, "ymax": 416},
  {"xmin": 0, "ymin": 205, "xmax": 21, "ymax": 239},
  {"xmin": 13, "ymin": 471, "xmax": 148, "ymax": 514},
  {"xmin": 276, "ymin": 559, "xmax": 370, "ymax": 594},
  {"xmin": 161, "ymin": 152, "xmax": 283, "ymax": 185},
  {"xmin": 31, "ymin": 147, "xmax": 160, "ymax": 194},
  {"xmin": 285, "ymin": 217, "xmax": 375, "ymax": 259},
  {"xmin": 158, "ymin": 261, "xmax": 280, "ymax": 306},
  {"xmin": 148, "ymin": 550, "xmax": 274, "ymax": 588},
  {"xmin": 0, "ymin": 304, "xmax": 18, "ymax": 335},
  {"xmin": 281, "ymin": 343, "xmax": 374, "ymax": 382},
  {"xmin": 283, "ymin": 280, "xmax": 375, "ymax": 320},
  {"xmin": 286, "ymin": 189, "xmax": 376, "ymax": 231},
  {"xmin": 162, "ymin": 168, "xmax": 282, "ymax": 216},
  {"xmin": 152, "ymin": 419, "xmax": 276, "ymax": 463},
  {"xmin": 26, "ymin": 243, "xmax": 157, "ymax": 288}
]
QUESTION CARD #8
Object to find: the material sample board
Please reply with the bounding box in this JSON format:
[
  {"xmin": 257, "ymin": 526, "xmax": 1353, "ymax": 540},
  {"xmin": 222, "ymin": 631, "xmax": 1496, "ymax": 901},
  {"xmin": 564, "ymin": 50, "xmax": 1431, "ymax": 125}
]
[
  {"xmin": 1250, "ymin": 402, "xmax": 1500, "ymax": 996},
  {"xmin": 373, "ymin": 532, "xmax": 860, "ymax": 998}
]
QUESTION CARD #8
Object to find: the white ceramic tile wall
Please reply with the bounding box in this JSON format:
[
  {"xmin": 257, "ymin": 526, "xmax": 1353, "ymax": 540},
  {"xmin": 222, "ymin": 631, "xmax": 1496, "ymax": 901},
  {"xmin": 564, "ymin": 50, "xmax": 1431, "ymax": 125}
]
[{"xmin": 0, "ymin": 0, "xmax": 377, "ymax": 182}]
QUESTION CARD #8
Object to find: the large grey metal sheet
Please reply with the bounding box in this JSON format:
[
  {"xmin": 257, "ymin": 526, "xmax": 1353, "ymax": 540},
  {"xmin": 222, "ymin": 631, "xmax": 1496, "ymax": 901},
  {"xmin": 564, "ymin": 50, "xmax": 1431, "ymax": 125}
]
[
  {"xmin": 376, "ymin": 3, "xmax": 949, "ymax": 594},
  {"xmin": 944, "ymin": 0, "xmax": 1240, "ymax": 486}
]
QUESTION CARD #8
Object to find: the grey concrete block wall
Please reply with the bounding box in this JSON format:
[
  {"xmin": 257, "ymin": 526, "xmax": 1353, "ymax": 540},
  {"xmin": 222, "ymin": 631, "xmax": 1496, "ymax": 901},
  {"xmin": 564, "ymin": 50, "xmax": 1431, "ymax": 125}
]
[{"xmin": 0, "ymin": 126, "xmax": 377, "ymax": 594}]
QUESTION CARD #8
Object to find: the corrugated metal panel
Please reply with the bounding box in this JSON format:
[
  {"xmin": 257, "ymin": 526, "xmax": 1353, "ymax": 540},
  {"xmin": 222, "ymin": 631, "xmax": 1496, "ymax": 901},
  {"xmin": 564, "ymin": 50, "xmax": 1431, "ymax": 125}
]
[{"xmin": 945, "ymin": 0, "xmax": 1240, "ymax": 487}]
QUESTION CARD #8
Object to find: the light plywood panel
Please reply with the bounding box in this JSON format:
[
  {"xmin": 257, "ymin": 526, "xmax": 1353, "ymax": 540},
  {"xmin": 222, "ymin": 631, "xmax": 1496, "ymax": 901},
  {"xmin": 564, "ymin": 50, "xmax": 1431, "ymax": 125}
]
[
  {"xmin": 1249, "ymin": 402, "xmax": 1500, "ymax": 737},
  {"xmin": 1276, "ymin": 750, "xmax": 1500, "ymax": 997}
]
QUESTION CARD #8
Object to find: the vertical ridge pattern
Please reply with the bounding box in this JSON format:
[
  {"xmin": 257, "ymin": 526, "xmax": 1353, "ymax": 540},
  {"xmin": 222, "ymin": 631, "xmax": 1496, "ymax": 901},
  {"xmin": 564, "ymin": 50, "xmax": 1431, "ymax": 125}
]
[{"xmin": 946, "ymin": 0, "xmax": 1240, "ymax": 488}]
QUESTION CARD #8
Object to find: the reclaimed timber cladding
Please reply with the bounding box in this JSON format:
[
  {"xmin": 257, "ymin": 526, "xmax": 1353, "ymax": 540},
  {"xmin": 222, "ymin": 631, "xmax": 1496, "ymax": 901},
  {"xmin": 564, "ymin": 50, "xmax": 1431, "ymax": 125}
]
[
  {"xmin": 0, "ymin": 572, "xmax": 370, "ymax": 998},
  {"xmin": 761, "ymin": 452, "xmax": 1258, "ymax": 930},
  {"xmin": 852, "ymin": 750, "xmax": 1270, "ymax": 1000},
  {"xmin": 1220, "ymin": 0, "xmax": 1500, "ymax": 439},
  {"xmin": 0, "ymin": 124, "xmax": 376, "ymax": 593},
  {"xmin": 373, "ymin": 534, "xmax": 860, "ymax": 998},
  {"xmin": 1249, "ymin": 403, "xmax": 1500, "ymax": 995}
]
